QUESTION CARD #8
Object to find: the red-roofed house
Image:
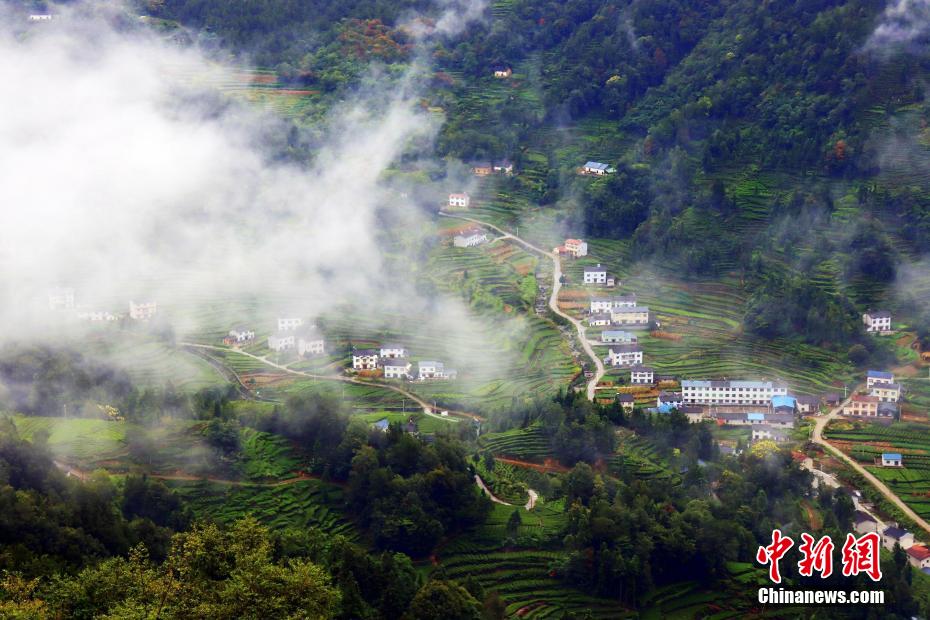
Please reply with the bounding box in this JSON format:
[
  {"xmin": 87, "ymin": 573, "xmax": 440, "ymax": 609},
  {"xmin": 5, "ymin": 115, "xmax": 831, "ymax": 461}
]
[{"xmin": 907, "ymin": 545, "xmax": 930, "ymax": 569}]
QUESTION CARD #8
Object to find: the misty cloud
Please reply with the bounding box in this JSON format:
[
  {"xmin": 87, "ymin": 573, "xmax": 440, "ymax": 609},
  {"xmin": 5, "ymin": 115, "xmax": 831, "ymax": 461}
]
[
  {"xmin": 865, "ymin": 0, "xmax": 930, "ymax": 54},
  {"xmin": 0, "ymin": 3, "xmax": 439, "ymax": 333}
]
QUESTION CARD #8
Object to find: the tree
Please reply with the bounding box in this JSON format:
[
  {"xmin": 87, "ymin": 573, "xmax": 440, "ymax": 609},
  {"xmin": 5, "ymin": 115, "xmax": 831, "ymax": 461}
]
[{"xmin": 404, "ymin": 580, "xmax": 482, "ymax": 620}]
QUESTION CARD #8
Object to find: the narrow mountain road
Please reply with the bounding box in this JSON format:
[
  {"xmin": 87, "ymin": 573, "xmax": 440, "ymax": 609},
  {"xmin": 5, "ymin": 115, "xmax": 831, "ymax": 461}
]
[
  {"xmin": 474, "ymin": 474, "xmax": 539, "ymax": 511},
  {"xmin": 180, "ymin": 342, "xmax": 484, "ymax": 421},
  {"xmin": 811, "ymin": 387, "xmax": 930, "ymax": 536},
  {"xmin": 439, "ymin": 212, "xmax": 604, "ymax": 400}
]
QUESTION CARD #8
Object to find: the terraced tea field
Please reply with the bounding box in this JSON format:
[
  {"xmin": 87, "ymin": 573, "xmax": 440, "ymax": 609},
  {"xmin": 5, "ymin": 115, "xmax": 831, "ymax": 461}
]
[
  {"xmin": 436, "ymin": 501, "xmax": 631, "ymax": 618},
  {"xmin": 824, "ymin": 420, "xmax": 930, "ymax": 519},
  {"xmin": 478, "ymin": 424, "xmax": 550, "ymax": 461},
  {"xmin": 167, "ymin": 478, "xmax": 356, "ymax": 539}
]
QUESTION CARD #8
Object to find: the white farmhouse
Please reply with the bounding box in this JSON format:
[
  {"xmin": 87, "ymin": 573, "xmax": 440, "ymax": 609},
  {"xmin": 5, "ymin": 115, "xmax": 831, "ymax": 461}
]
[
  {"xmin": 582, "ymin": 161, "xmax": 612, "ymax": 175},
  {"xmin": 418, "ymin": 360, "xmax": 456, "ymax": 380},
  {"xmin": 226, "ymin": 326, "xmax": 255, "ymax": 344},
  {"xmin": 277, "ymin": 316, "xmax": 304, "ymax": 332},
  {"xmin": 610, "ymin": 306, "xmax": 649, "ymax": 327},
  {"xmin": 268, "ymin": 332, "xmax": 296, "ymax": 352},
  {"xmin": 751, "ymin": 425, "xmax": 788, "ymax": 442},
  {"xmin": 863, "ymin": 310, "xmax": 892, "ymax": 334},
  {"xmin": 583, "ymin": 264, "xmax": 608, "ymax": 285},
  {"xmin": 601, "ymin": 330, "xmax": 637, "ymax": 344},
  {"xmin": 882, "ymin": 526, "xmax": 913, "ymax": 551},
  {"xmin": 48, "ymin": 287, "xmax": 75, "ymax": 311},
  {"xmin": 590, "ymin": 295, "xmax": 636, "ymax": 313},
  {"xmin": 380, "ymin": 344, "xmax": 407, "ymax": 359},
  {"xmin": 297, "ymin": 326, "xmax": 325, "ymax": 357},
  {"xmin": 605, "ymin": 344, "xmax": 643, "ymax": 367},
  {"xmin": 28, "ymin": 14, "xmax": 53, "ymax": 21},
  {"xmin": 588, "ymin": 313, "xmax": 612, "ymax": 327},
  {"xmin": 453, "ymin": 227, "xmax": 488, "ymax": 248},
  {"xmin": 448, "ymin": 193, "xmax": 471, "ymax": 208},
  {"xmin": 382, "ymin": 358, "xmax": 412, "ymax": 379},
  {"xmin": 129, "ymin": 300, "xmax": 157, "ymax": 321},
  {"xmin": 630, "ymin": 365, "xmax": 654, "ymax": 385},
  {"xmin": 866, "ymin": 370, "xmax": 895, "ymax": 389},
  {"xmin": 870, "ymin": 380, "xmax": 902, "ymax": 403},
  {"xmin": 352, "ymin": 349, "xmax": 380, "ymax": 370}
]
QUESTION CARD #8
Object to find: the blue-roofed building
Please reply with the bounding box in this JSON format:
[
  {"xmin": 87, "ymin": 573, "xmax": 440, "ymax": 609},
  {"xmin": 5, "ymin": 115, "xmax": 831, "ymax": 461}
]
[
  {"xmin": 867, "ymin": 370, "xmax": 895, "ymax": 389},
  {"xmin": 771, "ymin": 395, "xmax": 797, "ymax": 411},
  {"xmin": 373, "ymin": 418, "xmax": 390, "ymax": 432},
  {"xmin": 882, "ymin": 453, "xmax": 903, "ymax": 467},
  {"xmin": 747, "ymin": 412, "xmax": 765, "ymax": 422},
  {"xmin": 655, "ymin": 403, "xmax": 675, "ymax": 414}
]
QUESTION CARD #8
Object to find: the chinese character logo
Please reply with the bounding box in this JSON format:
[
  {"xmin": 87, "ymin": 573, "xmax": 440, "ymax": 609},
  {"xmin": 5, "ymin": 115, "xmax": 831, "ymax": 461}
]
[
  {"xmin": 841, "ymin": 532, "xmax": 882, "ymax": 582},
  {"xmin": 757, "ymin": 529, "xmax": 794, "ymax": 584},
  {"xmin": 757, "ymin": 530, "xmax": 883, "ymax": 583}
]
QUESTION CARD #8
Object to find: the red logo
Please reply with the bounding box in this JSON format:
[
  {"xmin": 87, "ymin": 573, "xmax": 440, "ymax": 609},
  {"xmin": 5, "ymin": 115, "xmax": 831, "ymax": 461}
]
[
  {"xmin": 841, "ymin": 532, "xmax": 882, "ymax": 582},
  {"xmin": 756, "ymin": 529, "xmax": 794, "ymax": 584},
  {"xmin": 756, "ymin": 530, "xmax": 883, "ymax": 583},
  {"xmin": 798, "ymin": 533, "xmax": 834, "ymax": 578}
]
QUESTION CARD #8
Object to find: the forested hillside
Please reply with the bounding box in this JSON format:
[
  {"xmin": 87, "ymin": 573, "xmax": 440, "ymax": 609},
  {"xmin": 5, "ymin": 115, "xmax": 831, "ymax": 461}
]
[{"xmin": 139, "ymin": 0, "xmax": 930, "ymax": 357}]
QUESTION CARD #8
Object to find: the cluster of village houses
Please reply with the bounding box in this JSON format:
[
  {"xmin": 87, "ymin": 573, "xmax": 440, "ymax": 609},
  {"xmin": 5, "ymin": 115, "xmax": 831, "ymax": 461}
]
[
  {"xmin": 443, "ymin": 157, "xmax": 621, "ymax": 213},
  {"xmin": 855, "ymin": 510, "xmax": 930, "ymax": 572},
  {"xmin": 223, "ymin": 316, "xmax": 456, "ymax": 382},
  {"xmin": 48, "ymin": 288, "xmax": 157, "ymax": 322}
]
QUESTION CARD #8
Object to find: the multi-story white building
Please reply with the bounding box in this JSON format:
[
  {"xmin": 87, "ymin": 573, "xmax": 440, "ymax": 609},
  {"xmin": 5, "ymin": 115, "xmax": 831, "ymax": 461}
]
[
  {"xmin": 870, "ymin": 383, "xmax": 901, "ymax": 403},
  {"xmin": 227, "ymin": 327, "xmax": 255, "ymax": 343},
  {"xmin": 842, "ymin": 394, "xmax": 880, "ymax": 417},
  {"xmin": 382, "ymin": 359, "xmax": 412, "ymax": 379},
  {"xmin": 863, "ymin": 311, "xmax": 892, "ymax": 334},
  {"xmin": 583, "ymin": 264, "xmax": 608, "ymax": 285},
  {"xmin": 224, "ymin": 327, "xmax": 255, "ymax": 346},
  {"xmin": 605, "ymin": 344, "xmax": 643, "ymax": 367},
  {"xmin": 418, "ymin": 360, "xmax": 456, "ymax": 380},
  {"xmin": 588, "ymin": 313, "xmax": 612, "ymax": 327},
  {"xmin": 297, "ymin": 327, "xmax": 325, "ymax": 357},
  {"xmin": 129, "ymin": 300, "xmax": 157, "ymax": 321},
  {"xmin": 277, "ymin": 316, "xmax": 303, "ymax": 332},
  {"xmin": 448, "ymin": 193, "xmax": 470, "ymax": 208},
  {"xmin": 611, "ymin": 306, "xmax": 649, "ymax": 326},
  {"xmin": 268, "ymin": 332, "xmax": 295, "ymax": 352},
  {"xmin": 681, "ymin": 380, "xmax": 788, "ymax": 406},
  {"xmin": 352, "ymin": 349, "xmax": 380, "ymax": 370},
  {"xmin": 48, "ymin": 287, "xmax": 75, "ymax": 311},
  {"xmin": 564, "ymin": 239, "xmax": 588, "ymax": 258},
  {"xmin": 379, "ymin": 344, "xmax": 407, "ymax": 359},
  {"xmin": 630, "ymin": 365, "xmax": 654, "ymax": 384},
  {"xmin": 600, "ymin": 330, "xmax": 637, "ymax": 344},
  {"xmin": 453, "ymin": 228, "xmax": 488, "ymax": 248},
  {"xmin": 867, "ymin": 370, "xmax": 895, "ymax": 389},
  {"xmin": 590, "ymin": 295, "xmax": 636, "ymax": 313}
]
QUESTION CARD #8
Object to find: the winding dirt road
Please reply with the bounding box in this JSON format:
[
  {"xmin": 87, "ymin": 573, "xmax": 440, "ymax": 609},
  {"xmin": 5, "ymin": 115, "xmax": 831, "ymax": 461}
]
[
  {"xmin": 180, "ymin": 343, "xmax": 483, "ymax": 422},
  {"xmin": 474, "ymin": 474, "xmax": 538, "ymax": 510},
  {"xmin": 439, "ymin": 212, "xmax": 604, "ymax": 400},
  {"xmin": 810, "ymin": 386, "xmax": 930, "ymax": 536}
]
